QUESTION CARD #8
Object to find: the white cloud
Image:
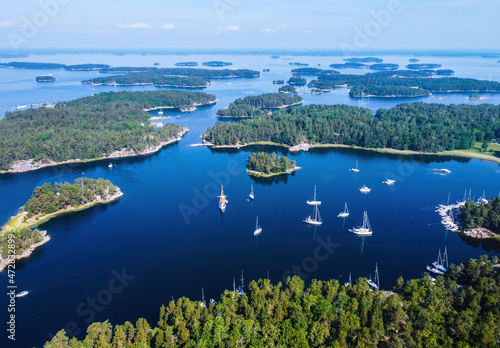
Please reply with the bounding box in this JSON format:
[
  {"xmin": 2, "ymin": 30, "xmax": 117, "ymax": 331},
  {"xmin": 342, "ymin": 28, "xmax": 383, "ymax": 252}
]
[
  {"xmin": 276, "ymin": 25, "xmax": 287, "ymax": 30},
  {"xmin": 160, "ymin": 23, "xmax": 175, "ymax": 30},
  {"xmin": 260, "ymin": 28, "xmax": 273, "ymax": 33},
  {"xmin": 219, "ymin": 25, "xmax": 240, "ymax": 31},
  {"xmin": 117, "ymin": 23, "xmax": 151, "ymax": 29},
  {"xmin": 0, "ymin": 21, "xmax": 21, "ymax": 28}
]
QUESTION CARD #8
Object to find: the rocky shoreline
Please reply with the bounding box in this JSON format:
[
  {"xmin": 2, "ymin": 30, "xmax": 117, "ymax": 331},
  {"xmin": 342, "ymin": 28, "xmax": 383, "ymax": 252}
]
[
  {"xmin": 462, "ymin": 227, "xmax": 499, "ymax": 240},
  {"xmin": 0, "ymin": 231, "xmax": 50, "ymax": 273},
  {"xmin": 3, "ymin": 127, "xmax": 188, "ymax": 174}
]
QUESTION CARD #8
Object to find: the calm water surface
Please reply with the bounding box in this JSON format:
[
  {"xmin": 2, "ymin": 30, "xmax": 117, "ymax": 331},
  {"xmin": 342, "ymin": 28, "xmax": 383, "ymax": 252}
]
[{"xmin": 0, "ymin": 53, "xmax": 499, "ymax": 347}]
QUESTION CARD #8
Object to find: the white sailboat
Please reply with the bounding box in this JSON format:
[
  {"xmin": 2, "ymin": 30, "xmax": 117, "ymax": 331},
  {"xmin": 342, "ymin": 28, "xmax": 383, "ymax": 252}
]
[
  {"xmin": 382, "ymin": 179, "xmax": 395, "ymax": 185},
  {"xmin": 253, "ymin": 216, "xmax": 262, "ymax": 236},
  {"xmin": 349, "ymin": 160, "xmax": 360, "ymax": 173},
  {"xmin": 158, "ymin": 102, "xmax": 163, "ymax": 115},
  {"xmin": 367, "ymin": 263, "xmax": 379, "ymax": 289},
  {"xmin": 306, "ymin": 185, "xmax": 321, "ymax": 206},
  {"xmin": 337, "ymin": 202, "xmax": 349, "ymax": 218},
  {"xmin": 218, "ymin": 186, "xmax": 228, "ymax": 212},
  {"xmin": 359, "ymin": 185, "xmax": 371, "ymax": 194},
  {"xmin": 249, "ymin": 183, "xmax": 254, "ymax": 200},
  {"xmin": 304, "ymin": 204, "xmax": 322, "ymax": 225},
  {"xmin": 350, "ymin": 211, "xmax": 372, "ymax": 235}
]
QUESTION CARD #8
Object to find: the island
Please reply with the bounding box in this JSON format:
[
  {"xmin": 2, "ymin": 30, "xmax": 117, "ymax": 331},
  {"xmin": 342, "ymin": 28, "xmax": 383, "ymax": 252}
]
[
  {"xmin": 460, "ymin": 197, "xmax": 500, "ymax": 241},
  {"xmin": 0, "ymin": 178, "xmax": 122, "ymax": 272},
  {"xmin": 43, "ymin": 256, "xmax": 500, "ymax": 348},
  {"xmin": 291, "ymin": 68, "xmax": 338, "ymax": 75},
  {"xmin": 246, "ymin": 152, "xmax": 297, "ymax": 177},
  {"xmin": 287, "ymin": 76, "xmax": 307, "ymax": 86},
  {"xmin": 409, "ymin": 58, "xmax": 420, "ymax": 62},
  {"xmin": 35, "ymin": 75, "xmax": 56, "ymax": 82},
  {"xmin": 349, "ymin": 85, "xmax": 431, "ymax": 98},
  {"xmin": 215, "ymin": 93, "xmax": 303, "ymax": 118},
  {"xmin": 436, "ymin": 69, "xmax": 455, "ymax": 75},
  {"xmin": 174, "ymin": 62, "xmax": 198, "ymax": 66},
  {"xmin": 273, "ymin": 80, "xmax": 285, "ymax": 84},
  {"xmin": 203, "ymin": 103, "xmax": 500, "ymax": 164},
  {"xmin": 370, "ymin": 70, "xmax": 435, "ymax": 78},
  {"xmin": 202, "ymin": 61, "xmax": 233, "ymax": 67},
  {"xmin": 270, "ymin": 55, "xmax": 280, "ymax": 59},
  {"xmin": 369, "ymin": 63, "xmax": 399, "ymax": 70},
  {"xmin": 0, "ymin": 90, "xmax": 220, "ymax": 173},
  {"xmin": 0, "ymin": 62, "xmax": 260, "ymax": 78},
  {"xmin": 308, "ymin": 73, "xmax": 500, "ymax": 97},
  {"xmin": 469, "ymin": 94, "xmax": 485, "ymax": 100},
  {"xmin": 289, "ymin": 62, "xmax": 309, "ymax": 66},
  {"xmin": 329, "ymin": 62, "xmax": 369, "ymax": 69},
  {"xmin": 278, "ymin": 85, "xmax": 298, "ymax": 94},
  {"xmin": 82, "ymin": 73, "xmax": 210, "ymax": 88},
  {"xmin": 406, "ymin": 63, "xmax": 443, "ymax": 69},
  {"xmin": 344, "ymin": 57, "xmax": 383, "ymax": 63}
]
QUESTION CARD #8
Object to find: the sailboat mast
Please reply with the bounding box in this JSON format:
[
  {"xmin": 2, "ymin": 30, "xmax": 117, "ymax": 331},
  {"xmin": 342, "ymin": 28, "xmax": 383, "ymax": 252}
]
[
  {"xmin": 233, "ymin": 277, "xmax": 236, "ymax": 292},
  {"xmin": 375, "ymin": 263, "xmax": 379, "ymax": 288},
  {"xmin": 443, "ymin": 246, "xmax": 448, "ymax": 269},
  {"xmin": 240, "ymin": 271, "xmax": 244, "ymax": 289},
  {"xmin": 202, "ymin": 288, "xmax": 205, "ymax": 303}
]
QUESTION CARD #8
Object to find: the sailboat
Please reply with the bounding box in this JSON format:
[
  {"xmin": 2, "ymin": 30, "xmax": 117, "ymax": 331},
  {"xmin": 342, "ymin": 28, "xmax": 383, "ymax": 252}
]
[
  {"xmin": 249, "ymin": 183, "xmax": 254, "ymax": 200},
  {"xmin": 382, "ymin": 179, "xmax": 395, "ymax": 185},
  {"xmin": 349, "ymin": 160, "xmax": 359, "ymax": 173},
  {"xmin": 158, "ymin": 102, "xmax": 163, "ymax": 115},
  {"xmin": 367, "ymin": 263, "xmax": 380, "ymax": 289},
  {"xmin": 306, "ymin": 185, "xmax": 321, "ymax": 206},
  {"xmin": 218, "ymin": 186, "xmax": 228, "ymax": 212},
  {"xmin": 431, "ymin": 247, "xmax": 448, "ymax": 273},
  {"xmin": 304, "ymin": 204, "xmax": 322, "ymax": 225},
  {"xmin": 350, "ymin": 211, "xmax": 372, "ymax": 235},
  {"xmin": 337, "ymin": 202, "xmax": 349, "ymax": 218},
  {"xmin": 253, "ymin": 216, "xmax": 262, "ymax": 236},
  {"xmin": 344, "ymin": 272, "xmax": 352, "ymax": 287},
  {"xmin": 359, "ymin": 185, "xmax": 371, "ymax": 194}
]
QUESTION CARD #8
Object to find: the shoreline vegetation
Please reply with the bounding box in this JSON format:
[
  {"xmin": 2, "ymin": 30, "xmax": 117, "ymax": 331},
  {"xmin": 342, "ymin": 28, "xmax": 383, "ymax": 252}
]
[
  {"xmin": 0, "ymin": 90, "xmax": 217, "ymax": 173},
  {"xmin": 215, "ymin": 93, "xmax": 303, "ymax": 118},
  {"xmin": 44, "ymin": 255, "xmax": 500, "ymax": 347},
  {"xmin": 246, "ymin": 152, "xmax": 298, "ymax": 177},
  {"xmin": 0, "ymin": 178, "xmax": 123, "ymax": 272},
  {"xmin": 203, "ymin": 103, "xmax": 500, "ymax": 165}
]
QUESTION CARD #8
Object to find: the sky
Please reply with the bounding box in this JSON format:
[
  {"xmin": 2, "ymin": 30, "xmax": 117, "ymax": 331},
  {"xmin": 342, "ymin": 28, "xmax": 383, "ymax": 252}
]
[{"xmin": 0, "ymin": 0, "xmax": 498, "ymax": 52}]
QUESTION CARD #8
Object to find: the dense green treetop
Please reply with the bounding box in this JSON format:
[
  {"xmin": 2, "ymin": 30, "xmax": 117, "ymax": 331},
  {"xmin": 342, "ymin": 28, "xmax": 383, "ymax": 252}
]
[
  {"xmin": 345, "ymin": 57, "xmax": 383, "ymax": 63},
  {"xmin": 202, "ymin": 61, "xmax": 233, "ymax": 67},
  {"xmin": 406, "ymin": 63, "xmax": 442, "ymax": 69},
  {"xmin": 291, "ymin": 68, "xmax": 339, "ymax": 75},
  {"xmin": 460, "ymin": 197, "xmax": 500, "ymax": 234},
  {"xmin": 82, "ymin": 73, "xmax": 210, "ymax": 88},
  {"xmin": 370, "ymin": 70, "xmax": 436, "ymax": 78},
  {"xmin": 204, "ymin": 103, "xmax": 500, "ymax": 152},
  {"xmin": 287, "ymin": 76, "xmax": 307, "ymax": 86},
  {"xmin": 247, "ymin": 152, "xmax": 296, "ymax": 174},
  {"xmin": 436, "ymin": 69, "xmax": 455, "ymax": 76},
  {"xmin": 44, "ymin": 255, "xmax": 500, "ymax": 348},
  {"xmin": 0, "ymin": 91, "xmax": 212, "ymax": 171},
  {"xmin": 216, "ymin": 93, "xmax": 302, "ymax": 118},
  {"xmin": 278, "ymin": 85, "xmax": 298, "ymax": 94}
]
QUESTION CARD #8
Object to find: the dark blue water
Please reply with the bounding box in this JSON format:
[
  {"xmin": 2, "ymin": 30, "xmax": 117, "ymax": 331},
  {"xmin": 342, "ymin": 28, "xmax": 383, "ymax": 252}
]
[{"xmin": 1, "ymin": 53, "xmax": 500, "ymax": 347}]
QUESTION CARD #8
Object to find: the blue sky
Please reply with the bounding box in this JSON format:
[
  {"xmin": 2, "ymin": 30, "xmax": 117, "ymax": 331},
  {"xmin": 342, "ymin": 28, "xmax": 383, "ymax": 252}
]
[{"xmin": 0, "ymin": 0, "xmax": 498, "ymax": 51}]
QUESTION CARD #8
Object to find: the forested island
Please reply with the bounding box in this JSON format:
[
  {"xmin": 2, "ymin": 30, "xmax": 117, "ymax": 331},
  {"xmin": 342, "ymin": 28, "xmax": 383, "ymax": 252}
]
[
  {"xmin": 174, "ymin": 62, "xmax": 198, "ymax": 66},
  {"xmin": 35, "ymin": 75, "xmax": 56, "ymax": 82},
  {"xmin": 460, "ymin": 197, "xmax": 500, "ymax": 240},
  {"xmin": 369, "ymin": 63, "xmax": 399, "ymax": 70},
  {"xmin": 43, "ymin": 255, "xmax": 500, "ymax": 347},
  {"xmin": 349, "ymin": 85, "xmax": 431, "ymax": 98},
  {"xmin": 406, "ymin": 63, "xmax": 442, "ymax": 69},
  {"xmin": 0, "ymin": 90, "xmax": 219, "ymax": 172},
  {"xmin": 287, "ymin": 76, "xmax": 307, "ymax": 86},
  {"xmin": 329, "ymin": 62, "xmax": 369, "ymax": 69},
  {"xmin": 344, "ymin": 57, "xmax": 383, "ymax": 63},
  {"xmin": 0, "ymin": 178, "xmax": 121, "ymax": 272},
  {"xmin": 278, "ymin": 85, "xmax": 298, "ymax": 94},
  {"xmin": 273, "ymin": 80, "xmax": 285, "ymax": 84},
  {"xmin": 247, "ymin": 152, "xmax": 297, "ymax": 177},
  {"xmin": 82, "ymin": 73, "xmax": 210, "ymax": 88},
  {"xmin": 291, "ymin": 68, "xmax": 338, "ymax": 75},
  {"xmin": 436, "ymin": 69, "xmax": 455, "ymax": 75},
  {"xmin": 308, "ymin": 74, "xmax": 500, "ymax": 97},
  {"xmin": 409, "ymin": 58, "xmax": 419, "ymax": 62},
  {"xmin": 0, "ymin": 61, "xmax": 260, "ymax": 78},
  {"xmin": 371, "ymin": 70, "xmax": 450, "ymax": 78},
  {"xmin": 204, "ymin": 103, "xmax": 500, "ymax": 162},
  {"xmin": 215, "ymin": 93, "xmax": 303, "ymax": 118},
  {"xmin": 289, "ymin": 62, "xmax": 309, "ymax": 66},
  {"xmin": 202, "ymin": 61, "xmax": 233, "ymax": 67}
]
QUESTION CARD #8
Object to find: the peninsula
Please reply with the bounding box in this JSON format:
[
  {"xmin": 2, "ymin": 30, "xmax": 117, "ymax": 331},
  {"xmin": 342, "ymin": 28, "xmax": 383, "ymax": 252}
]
[
  {"xmin": 460, "ymin": 197, "xmax": 500, "ymax": 241},
  {"xmin": 0, "ymin": 90, "xmax": 218, "ymax": 173},
  {"xmin": 0, "ymin": 178, "xmax": 122, "ymax": 272},
  {"xmin": 246, "ymin": 152, "xmax": 298, "ymax": 177},
  {"xmin": 215, "ymin": 93, "xmax": 303, "ymax": 118}
]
